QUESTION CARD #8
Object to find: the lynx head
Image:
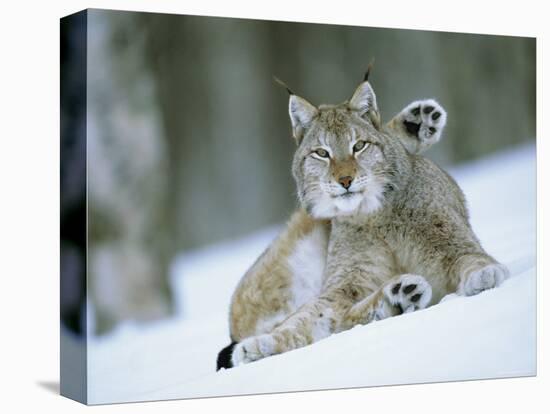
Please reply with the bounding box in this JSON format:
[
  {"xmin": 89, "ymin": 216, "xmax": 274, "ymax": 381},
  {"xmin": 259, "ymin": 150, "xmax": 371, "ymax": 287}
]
[{"xmin": 287, "ymin": 79, "xmax": 401, "ymax": 219}]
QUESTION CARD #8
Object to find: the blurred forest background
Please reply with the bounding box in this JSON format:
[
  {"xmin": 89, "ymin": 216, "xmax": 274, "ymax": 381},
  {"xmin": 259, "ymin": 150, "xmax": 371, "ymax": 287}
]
[{"xmin": 61, "ymin": 9, "xmax": 535, "ymax": 335}]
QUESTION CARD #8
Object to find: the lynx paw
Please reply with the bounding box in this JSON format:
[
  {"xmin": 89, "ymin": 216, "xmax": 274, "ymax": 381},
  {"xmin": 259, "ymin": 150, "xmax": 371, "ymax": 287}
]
[
  {"xmin": 461, "ymin": 263, "xmax": 509, "ymax": 296},
  {"xmin": 400, "ymin": 99, "xmax": 447, "ymax": 151},
  {"xmin": 231, "ymin": 334, "xmax": 275, "ymax": 367},
  {"xmin": 384, "ymin": 274, "xmax": 432, "ymax": 314}
]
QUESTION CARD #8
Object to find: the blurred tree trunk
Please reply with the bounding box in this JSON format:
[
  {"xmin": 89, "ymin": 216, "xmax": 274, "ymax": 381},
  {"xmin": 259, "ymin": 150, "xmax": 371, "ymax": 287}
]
[{"xmin": 87, "ymin": 11, "xmax": 174, "ymax": 334}]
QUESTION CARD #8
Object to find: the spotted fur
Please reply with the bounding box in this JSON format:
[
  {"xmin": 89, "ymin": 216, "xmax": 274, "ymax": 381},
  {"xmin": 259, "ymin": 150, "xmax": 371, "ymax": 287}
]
[{"xmin": 217, "ymin": 78, "xmax": 507, "ymax": 370}]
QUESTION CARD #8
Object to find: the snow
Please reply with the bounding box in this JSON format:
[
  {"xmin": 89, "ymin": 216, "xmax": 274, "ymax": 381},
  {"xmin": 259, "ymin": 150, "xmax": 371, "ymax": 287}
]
[{"xmin": 87, "ymin": 144, "xmax": 536, "ymax": 405}]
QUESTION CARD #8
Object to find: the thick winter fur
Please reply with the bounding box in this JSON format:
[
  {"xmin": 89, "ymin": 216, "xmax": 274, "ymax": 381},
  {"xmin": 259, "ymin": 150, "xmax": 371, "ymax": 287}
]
[{"xmin": 217, "ymin": 78, "xmax": 507, "ymax": 370}]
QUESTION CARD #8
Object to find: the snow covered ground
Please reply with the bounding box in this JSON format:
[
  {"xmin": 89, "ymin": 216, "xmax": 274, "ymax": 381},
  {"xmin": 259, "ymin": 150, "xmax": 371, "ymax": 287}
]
[{"xmin": 87, "ymin": 144, "xmax": 536, "ymax": 405}]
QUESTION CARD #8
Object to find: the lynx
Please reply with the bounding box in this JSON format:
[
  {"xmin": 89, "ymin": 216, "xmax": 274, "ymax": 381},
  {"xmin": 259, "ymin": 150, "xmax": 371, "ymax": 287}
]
[{"xmin": 216, "ymin": 71, "xmax": 508, "ymax": 370}]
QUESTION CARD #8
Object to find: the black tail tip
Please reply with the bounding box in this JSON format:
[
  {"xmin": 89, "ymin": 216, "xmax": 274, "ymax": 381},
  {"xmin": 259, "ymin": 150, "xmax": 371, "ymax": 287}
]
[{"xmin": 216, "ymin": 341, "xmax": 237, "ymax": 371}]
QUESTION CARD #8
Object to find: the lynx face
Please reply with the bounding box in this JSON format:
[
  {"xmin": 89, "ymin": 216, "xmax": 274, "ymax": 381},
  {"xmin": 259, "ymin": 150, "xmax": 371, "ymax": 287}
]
[{"xmin": 289, "ymin": 82, "xmax": 393, "ymax": 219}]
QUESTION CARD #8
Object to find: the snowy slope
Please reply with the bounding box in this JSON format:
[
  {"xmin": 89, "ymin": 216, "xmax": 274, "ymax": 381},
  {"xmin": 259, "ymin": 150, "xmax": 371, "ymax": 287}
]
[{"xmin": 88, "ymin": 144, "xmax": 536, "ymax": 404}]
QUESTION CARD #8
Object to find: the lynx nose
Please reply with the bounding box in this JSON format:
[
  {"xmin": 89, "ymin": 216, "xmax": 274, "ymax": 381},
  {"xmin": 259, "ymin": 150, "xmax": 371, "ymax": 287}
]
[{"xmin": 338, "ymin": 176, "xmax": 353, "ymax": 190}]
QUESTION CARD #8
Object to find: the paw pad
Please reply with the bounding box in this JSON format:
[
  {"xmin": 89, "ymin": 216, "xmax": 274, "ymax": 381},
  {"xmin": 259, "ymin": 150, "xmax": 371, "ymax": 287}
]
[
  {"xmin": 391, "ymin": 283, "xmax": 401, "ymax": 295},
  {"xmin": 403, "ymin": 284, "xmax": 416, "ymax": 294}
]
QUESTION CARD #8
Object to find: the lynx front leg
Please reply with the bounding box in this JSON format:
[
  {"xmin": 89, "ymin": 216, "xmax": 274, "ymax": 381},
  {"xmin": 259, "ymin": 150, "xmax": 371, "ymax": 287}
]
[
  {"xmin": 231, "ymin": 275, "xmax": 433, "ymax": 367},
  {"xmin": 231, "ymin": 299, "xmax": 335, "ymax": 366},
  {"xmin": 230, "ymin": 228, "xmax": 400, "ymax": 367},
  {"xmin": 385, "ymin": 99, "xmax": 447, "ymax": 154},
  {"xmin": 344, "ymin": 274, "xmax": 432, "ymax": 328}
]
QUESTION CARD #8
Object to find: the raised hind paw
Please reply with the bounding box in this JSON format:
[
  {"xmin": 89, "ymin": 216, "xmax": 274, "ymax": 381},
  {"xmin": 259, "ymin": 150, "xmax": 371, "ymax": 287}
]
[
  {"xmin": 460, "ymin": 263, "xmax": 509, "ymax": 296},
  {"xmin": 231, "ymin": 334, "xmax": 275, "ymax": 367},
  {"xmin": 393, "ymin": 99, "xmax": 447, "ymax": 154},
  {"xmin": 402, "ymin": 99, "xmax": 447, "ymax": 146},
  {"xmin": 384, "ymin": 274, "xmax": 433, "ymax": 314}
]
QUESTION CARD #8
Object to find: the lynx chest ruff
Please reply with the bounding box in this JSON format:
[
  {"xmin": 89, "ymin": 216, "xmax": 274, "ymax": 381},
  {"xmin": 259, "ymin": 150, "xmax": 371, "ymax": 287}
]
[{"xmin": 287, "ymin": 224, "xmax": 328, "ymax": 309}]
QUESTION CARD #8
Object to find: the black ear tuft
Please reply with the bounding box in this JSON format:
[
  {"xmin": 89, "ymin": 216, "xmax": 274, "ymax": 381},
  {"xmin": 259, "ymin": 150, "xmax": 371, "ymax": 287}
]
[
  {"xmin": 273, "ymin": 76, "xmax": 295, "ymax": 96},
  {"xmin": 216, "ymin": 341, "xmax": 237, "ymax": 371},
  {"xmin": 363, "ymin": 58, "xmax": 375, "ymax": 82}
]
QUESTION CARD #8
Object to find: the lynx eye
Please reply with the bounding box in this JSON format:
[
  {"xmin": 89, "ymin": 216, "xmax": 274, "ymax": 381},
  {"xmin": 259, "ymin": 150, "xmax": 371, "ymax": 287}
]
[
  {"xmin": 314, "ymin": 148, "xmax": 330, "ymax": 158},
  {"xmin": 353, "ymin": 140, "xmax": 368, "ymax": 153}
]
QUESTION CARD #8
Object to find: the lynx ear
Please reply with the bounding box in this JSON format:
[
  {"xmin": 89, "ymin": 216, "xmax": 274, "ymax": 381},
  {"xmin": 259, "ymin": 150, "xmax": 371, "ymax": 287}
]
[
  {"xmin": 289, "ymin": 95, "xmax": 317, "ymax": 143},
  {"xmin": 349, "ymin": 81, "xmax": 381, "ymax": 129}
]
